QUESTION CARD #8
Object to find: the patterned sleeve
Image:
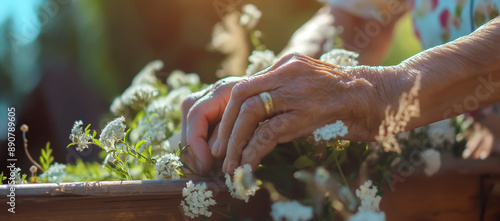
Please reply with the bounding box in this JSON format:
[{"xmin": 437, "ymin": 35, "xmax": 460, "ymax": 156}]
[{"xmin": 319, "ymin": 0, "xmax": 394, "ymax": 19}]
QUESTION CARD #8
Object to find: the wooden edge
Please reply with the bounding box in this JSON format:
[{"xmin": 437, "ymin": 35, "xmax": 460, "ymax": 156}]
[{"xmin": 0, "ymin": 178, "xmax": 227, "ymax": 197}]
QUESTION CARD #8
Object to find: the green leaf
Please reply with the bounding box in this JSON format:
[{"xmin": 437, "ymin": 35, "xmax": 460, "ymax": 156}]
[
  {"xmin": 348, "ymin": 172, "xmax": 357, "ymax": 181},
  {"xmin": 135, "ymin": 140, "xmax": 147, "ymax": 152},
  {"xmin": 67, "ymin": 143, "xmax": 74, "ymax": 148},
  {"xmin": 85, "ymin": 124, "xmax": 91, "ymax": 131},
  {"xmin": 138, "ymin": 158, "xmax": 147, "ymax": 163},
  {"xmin": 293, "ymin": 155, "xmax": 316, "ymax": 169},
  {"xmin": 148, "ymin": 145, "xmax": 152, "ymax": 157},
  {"xmin": 124, "ymin": 128, "xmax": 132, "ymax": 143},
  {"xmin": 92, "ymin": 130, "xmax": 97, "ymax": 138}
]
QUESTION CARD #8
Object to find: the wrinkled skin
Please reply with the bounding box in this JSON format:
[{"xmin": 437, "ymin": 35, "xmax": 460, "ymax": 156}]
[
  {"xmin": 181, "ymin": 53, "xmax": 401, "ymax": 175},
  {"xmin": 463, "ymin": 111, "xmax": 500, "ymax": 159}
]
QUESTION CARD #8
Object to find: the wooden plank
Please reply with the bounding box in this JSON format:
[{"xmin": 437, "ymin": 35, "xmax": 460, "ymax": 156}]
[
  {"xmin": 0, "ymin": 179, "xmax": 270, "ymax": 221},
  {"xmin": 0, "ymin": 156, "xmax": 499, "ymax": 220}
]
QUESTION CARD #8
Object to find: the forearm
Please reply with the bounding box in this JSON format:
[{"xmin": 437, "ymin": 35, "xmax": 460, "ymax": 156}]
[
  {"xmin": 279, "ymin": 5, "xmax": 405, "ymax": 65},
  {"xmin": 397, "ymin": 17, "xmax": 500, "ymax": 130}
]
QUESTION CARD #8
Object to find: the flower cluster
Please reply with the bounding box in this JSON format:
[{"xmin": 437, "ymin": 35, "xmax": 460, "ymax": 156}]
[
  {"xmin": 349, "ymin": 211, "xmax": 386, "ymax": 221},
  {"xmin": 110, "ymin": 60, "xmax": 164, "ymax": 117},
  {"xmin": 422, "ymin": 149, "xmax": 441, "ymax": 176},
  {"xmin": 69, "ymin": 120, "xmax": 92, "ymax": 152},
  {"xmin": 180, "ymin": 180, "xmax": 217, "ymax": 218},
  {"xmin": 225, "ymin": 164, "xmax": 259, "ymax": 203},
  {"xmin": 39, "ymin": 163, "xmax": 67, "ymax": 183},
  {"xmin": 270, "ymin": 200, "xmax": 314, "ymax": 221},
  {"xmin": 313, "ymin": 120, "xmax": 348, "ymax": 142},
  {"xmin": 120, "ymin": 85, "xmax": 159, "ymax": 107},
  {"xmin": 99, "ymin": 116, "xmax": 127, "ymax": 152},
  {"xmin": 320, "ymin": 49, "xmax": 359, "ymax": 66},
  {"xmin": 154, "ymin": 153, "xmax": 182, "ymax": 180},
  {"xmin": 355, "ymin": 180, "xmax": 382, "ymax": 212},
  {"xmin": 245, "ymin": 49, "xmax": 276, "ymax": 76},
  {"xmin": 239, "ymin": 4, "xmax": 262, "ymax": 30}
]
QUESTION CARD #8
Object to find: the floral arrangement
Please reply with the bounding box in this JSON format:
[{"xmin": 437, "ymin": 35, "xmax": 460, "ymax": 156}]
[{"xmin": 1, "ymin": 4, "xmax": 473, "ymax": 221}]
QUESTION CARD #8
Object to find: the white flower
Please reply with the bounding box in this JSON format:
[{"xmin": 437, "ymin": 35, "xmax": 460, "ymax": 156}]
[
  {"xmin": 313, "ymin": 120, "xmax": 348, "ymax": 142},
  {"xmin": 155, "ymin": 153, "xmax": 182, "ymax": 180},
  {"xmin": 161, "ymin": 133, "xmax": 181, "ymax": 153},
  {"xmin": 167, "ymin": 70, "xmax": 200, "ymax": 89},
  {"xmin": 146, "ymin": 96, "xmax": 173, "ymax": 119},
  {"xmin": 99, "ymin": 116, "xmax": 127, "ymax": 152},
  {"xmin": 69, "ymin": 120, "xmax": 92, "ymax": 152},
  {"xmin": 270, "ymin": 200, "xmax": 314, "ymax": 221},
  {"xmin": 165, "ymin": 86, "xmax": 193, "ymax": 111},
  {"xmin": 355, "ymin": 180, "xmax": 382, "ymax": 212},
  {"xmin": 180, "ymin": 181, "xmax": 217, "ymax": 218},
  {"xmin": 110, "ymin": 97, "xmax": 127, "ymax": 117},
  {"xmin": 320, "ymin": 49, "xmax": 359, "ymax": 66},
  {"xmin": 348, "ymin": 211, "xmax": 386, "ymax": 221},
  {"xmin": 239, "ymin": 4, "xmax": 262, "ymax": 30},
  {"xmin": 225, "ymin": 164, "xmax": 258, "ymax": 203},
  {"xmin": 421, "ymin": 149, "xmax": 441, "ymax": 176},
  {"xmin": 131, "ymin": 60, "xmax": 163, "ymax": 86},
  {"xmin": 245, "ymin": 50, "xmax": 276, "ymax": 76},
  {"xmin": 39, "ymin": 163, "xmax": 67, "ymax": 183},
  {"xmin": 121, "ymin": 85, "xmax": 159, "ymax": 106},
  {"xmin": 314, "ymin": 166, "xmax": 330, "ymax": 187},
  {"xmin": 427, "ymin": 119, "xmax": 455, "ymax": 148},
  {"xmin": 13, "ymin": 167, "xmax": 25, "ymax": 184}
]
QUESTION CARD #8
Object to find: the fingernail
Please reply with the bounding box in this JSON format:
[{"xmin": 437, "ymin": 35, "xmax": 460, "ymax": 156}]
[
  {"xmin": 226, "ymin": 160, "xmax": 238, "ymax": 174},
  {"xmin": 462, "ymin": 149, "xmax": 471, "ymax": 159},
  {"xmin": 480, "ymin": 151, "xmax": 488, "ymax": 160},
  {"xmin": 212, "ymin": 140, "xmax": 219, "ymax": 156}
]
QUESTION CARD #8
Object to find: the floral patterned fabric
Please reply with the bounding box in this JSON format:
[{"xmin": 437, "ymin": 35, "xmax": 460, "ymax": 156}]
[{"xmin": 328, "ymin": 0, "xmax": 500, "ymax": 49}]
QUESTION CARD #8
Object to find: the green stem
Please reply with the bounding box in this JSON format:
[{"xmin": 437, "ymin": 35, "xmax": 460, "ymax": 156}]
[
  {"xmin": 335, "ymin": 152, "xmax": 349, "ymax": 187},
  {"xmin": 212, "ymin": 208, "xmax": 231, "ymax": 218}
]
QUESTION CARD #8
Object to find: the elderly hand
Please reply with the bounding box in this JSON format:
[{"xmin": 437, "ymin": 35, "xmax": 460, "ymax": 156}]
[
  {"xmin": 463, "ymin": 108, "xmax": 500, "ymax": 159},
  {"xmin": 180, "ymin": 76, "xmax": 244, "ymax": 175},
  {"xmin": 212, "ymin": 53, "xmax": 401, "ymax": 174}
]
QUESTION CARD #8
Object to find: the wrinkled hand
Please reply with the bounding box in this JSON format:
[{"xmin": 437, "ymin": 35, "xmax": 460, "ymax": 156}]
[
  {"xmin": 212, "ymin": 53, "xmax": 395, "ymax": 174},
  {"xmin": 463, "ymin": 109, "xmax": 500, "ymax": 159},
  {"xmin": 181, "ymin": 76, "xmax": 244, "ymax": 175}
]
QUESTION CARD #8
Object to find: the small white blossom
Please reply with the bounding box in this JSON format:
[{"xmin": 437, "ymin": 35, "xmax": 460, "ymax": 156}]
[
  {"xmin": 167, "ymin": 70, "xmax": 200, "ymax": 89},
  {"xmin": 99, "ymin": 116, "xmax": 127, "ymax": 152},
  {"xmin": 13, "ymin": 167, "xmax": 25, "ymax": 184},
  {"xmin": 320, "ymin": 49, "xmax": 359, "ymax": 66},
  {"xmin": 348, "ymin": 211, "xmax": 386, "ymax": 221},
  {"xmin": 69, "ymin": 120, "xmax": 92, "ymax": 152},
  {"xmin": 181, "ymin": 181, "xmax": 217, "ymax": 218},
  {"xmin": 313, "ymin": 120, "xmax": 348, "ymax": 142},
  {"xmin": 121, "ymin": 85, "xmax": 159, "ymax": 106},
  {"xmin": 225, "ymin": 164, "xmax": 258, "ymax": 203},
  {"xmin": 421, "ymin": 149, "xmax": 441, "ymax": 176},
  {"xmin": 155, "ymin": 153, "xmax": 182, "ymax": 180},
  {"xmin": 131, "ymin": 60, "xmax": 163, "ymax": 86},
  {"xmin": 427, "ymin": 119, "xmax": 455, "ymax": 148},
  {"xmin": 39, "ymin": 163, "xmax": 67, "ymax": 183},
  {"xmin": 146, "ymin": 96, "xmax": 173, "ymax": 119},
  {"xmin": 355, "ymin": 180, "xmax": 382, "ymax": 212},
  {"xmin": 245, "ymin": 50, "xmax": 276, "ymax": 76},
  {"xmin": 161, "ymin": 133, "xmax": 181, "ymax": 153},
  {"xmin": 270, "ymin": 200, "xmax": 314, "ymax": 221},
  {"xmin": 314, "ymin": 166, "xmax": 330, "ymax": 187},
  {"xmin": 239, "ymin": 4, "xmax": 262, "ymax": 30}
]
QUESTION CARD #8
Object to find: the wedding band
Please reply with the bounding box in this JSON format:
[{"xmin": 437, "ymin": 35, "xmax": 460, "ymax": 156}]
[{"xmin": 259, "ymin": 92, "xmax": 275, "ymax": 117}]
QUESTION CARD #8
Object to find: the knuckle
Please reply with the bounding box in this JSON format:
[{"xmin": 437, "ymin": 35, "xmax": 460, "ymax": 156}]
[
  {"xmin": 240, "ymin": 97, "xmax": 261, "ymax": 116},
  {"xmin": 181, "ymin": 95, "xmax": 198, "ymax": 112},
  {"xmin": 232, "ymin": 79, "xmax": 250, "ymax": 98}
]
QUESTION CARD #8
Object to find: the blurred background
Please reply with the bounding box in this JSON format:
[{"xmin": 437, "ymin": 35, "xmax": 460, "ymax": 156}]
[{"xmin": 0, "ymin": 0, "xmax": 421, "ymax": 174}]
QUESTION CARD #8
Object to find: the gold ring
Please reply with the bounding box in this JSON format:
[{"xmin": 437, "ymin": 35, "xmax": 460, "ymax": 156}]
[{"xmin": 259, "ymin": 92, "xmax": 275, "ymax": 117}]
